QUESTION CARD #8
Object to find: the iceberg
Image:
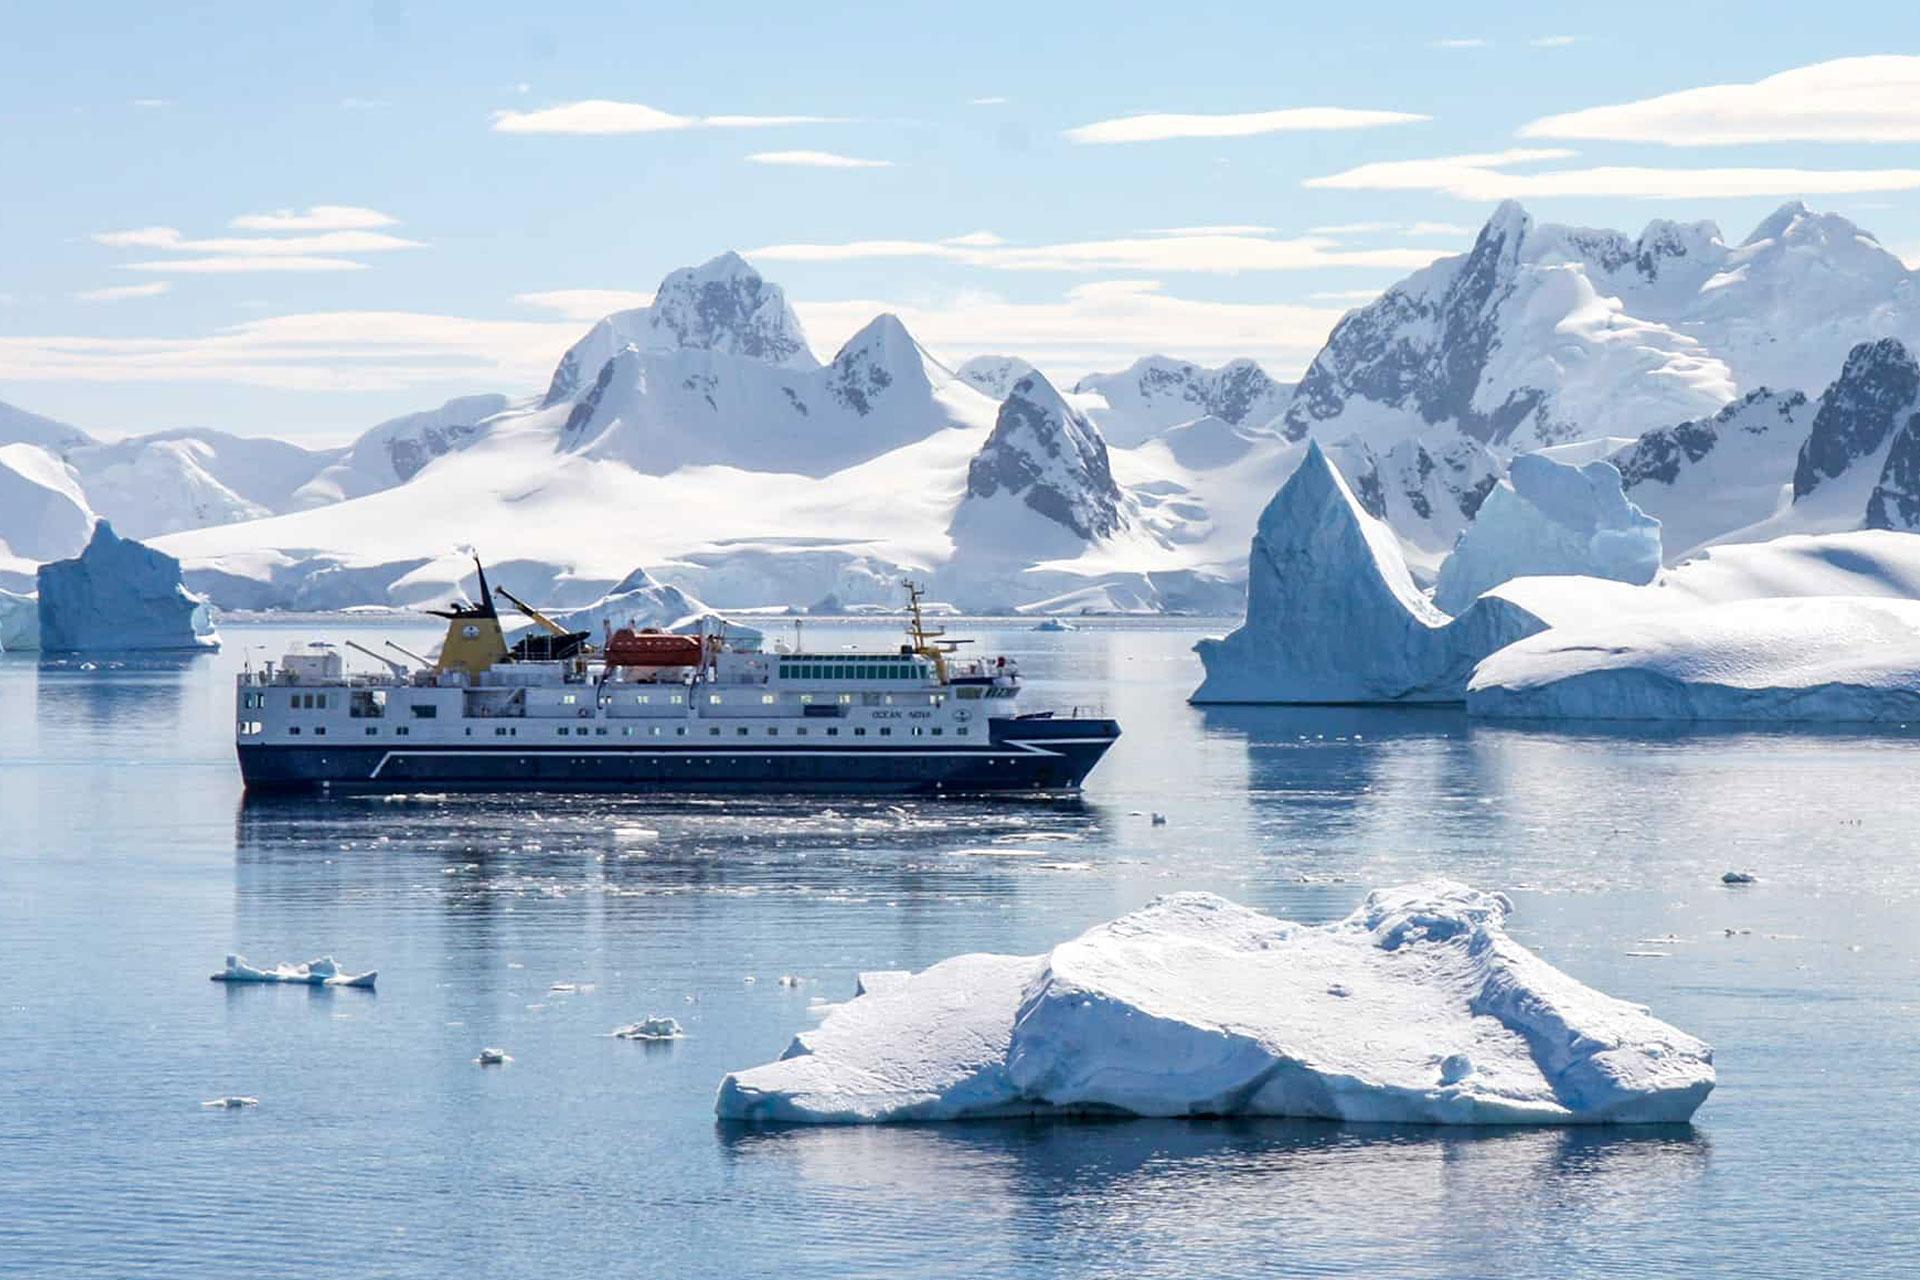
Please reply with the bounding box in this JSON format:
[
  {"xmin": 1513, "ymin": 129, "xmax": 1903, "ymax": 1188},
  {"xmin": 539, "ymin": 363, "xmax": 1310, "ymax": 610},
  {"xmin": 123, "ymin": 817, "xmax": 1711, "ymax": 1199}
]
[
  {"xmin": 37, "ymin": 521, "xmax": 219, "ymax": 652},
  {"xmin": 614, "ymin": 1016, "xmax": 685, "ymax": 1041},
  {"xmin": 1434, "ymin": 454, "xmax": 1662, "ymax": 615},
  {"xmin": 1191, "ymin": 442, "xmax": 1550, "ymax": 703},
  {"xmin": 0, "ymin": 587, "xmax": 38, "ymax": 652},
  {"xmin": 210, "ymin": 954, "xmax": 376, "ymax": 988},
  {"xmin": 715, "ymin": 883, "xmax": 1714, "ymax": 1126},
  {"xmin": 1468, "ymin": 596, "xmax": 1920, "ymax": 722}
]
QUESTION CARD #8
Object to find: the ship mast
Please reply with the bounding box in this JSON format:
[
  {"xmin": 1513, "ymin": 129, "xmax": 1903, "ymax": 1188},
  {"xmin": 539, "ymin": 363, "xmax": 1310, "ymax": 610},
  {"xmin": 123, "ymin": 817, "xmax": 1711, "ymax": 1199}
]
[{"xmin": 902, "ymin": 579, "xmax": 966, "ymax": 680}]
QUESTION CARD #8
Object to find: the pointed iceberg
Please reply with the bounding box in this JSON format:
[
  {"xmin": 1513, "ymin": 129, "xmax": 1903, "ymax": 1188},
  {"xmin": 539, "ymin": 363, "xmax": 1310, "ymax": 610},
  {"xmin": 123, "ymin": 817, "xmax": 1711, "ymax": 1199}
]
[
  {"xmin": 36, "ymin": 521, "xmax": 219, "ymax": 652},
  {"xmin": 1191, "ymin": 441, "xmax": 1547, "ymax": 703}
]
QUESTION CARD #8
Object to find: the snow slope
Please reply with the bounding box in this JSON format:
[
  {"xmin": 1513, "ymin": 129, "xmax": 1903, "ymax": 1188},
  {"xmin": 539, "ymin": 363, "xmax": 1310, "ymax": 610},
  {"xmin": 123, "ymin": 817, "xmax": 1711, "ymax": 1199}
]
[
  {"xmin": 1434, "ymin": 454, "xmax": 1660, "ymax": 614},
  {"xmin": 715, "ymin": 884, "xmax": 1713, "ymax": 1125},
  {"xmin": 291, "ymin": 394, "xmax": 511, "ymax": 506},
  {"xmin": 0, "ymin": 443, "xmax": 96, "ymax": 562},
  {"xmin": 1614, "ymin": 389, "xmax": 1811, "ymax": 559},
  {"xmin": 1191, "ymin": 442, "xmax": 1550, "ymax": 703},
  {"xmin": 1469, "ymin": 597, "xmax": 1920, "ymax": 722},
  {"xmin": 1074, "ymin": 356, "xmax": 1292, "ymax": 447}
]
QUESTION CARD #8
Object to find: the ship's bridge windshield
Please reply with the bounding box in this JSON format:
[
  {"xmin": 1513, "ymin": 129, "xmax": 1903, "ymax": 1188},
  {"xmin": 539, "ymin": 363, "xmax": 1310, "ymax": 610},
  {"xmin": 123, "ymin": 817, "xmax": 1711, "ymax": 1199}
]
[{"xmin": 776, "ymin": 654, "xmax": 931, "ymax": 682}]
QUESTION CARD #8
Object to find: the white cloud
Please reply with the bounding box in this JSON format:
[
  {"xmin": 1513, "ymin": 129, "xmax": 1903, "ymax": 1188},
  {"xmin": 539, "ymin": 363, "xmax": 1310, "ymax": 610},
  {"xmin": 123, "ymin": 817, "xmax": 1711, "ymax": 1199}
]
[
  {"xmin": 1309, "ymin": 288, "xmax": 1387, "ymax": 302},
  {"xmin": 1063, "ymin": 106, "xmax": 1429, "ymax": 144},
  {"xmin": 792, "ymin": 280, "xmax": 1343, "ymax": 377},
  {"xmin": 745, "ymin": 150, "xmax": 892, "ymax": 169},
  {"xmin": 748, "ymin": 229, "xmax": 1447, "ymax": 274},
  {"xmin": 968, "ymin": 96, "xmax": 1008, "ymax": 106},
  {"xmin": 0, "ymin": 311, "xmax": 577, "ymax": 392},
  {"xmin": 1530, "ymin": 35, "xmax": 1583, "ymax": 48},
  {"xmin": 1308, "ymin": 220, "xmax": 1474, "ymax": 236},
  {"xmin": 1433, "ymin": 38, "xmax": 1487, "ymax": 49},
  {"xmin": 1521, "ymin": 55, "xmax": 1920, "ymax": 145},
  {"xmin": 93, "ymin": 215, "xmax": 423, "ymax": 275},
  {"xmin": 1150, "ymin": 224, "xmax": 1276, "ymax": 236},
  {"xmin": 490, "ymin": 100, "xmax": 847, "ymax": 135},
  {"xmin": 121, "ymin": 256, "xmax": 370, "ymax": 274},
  {"xmin": 942, "ymin": 231, "xmax": 1004, "ymax": 247},
  {"xmin": 76, "ymin": 282, "xmax": 172, "ymax": 302},
  {"xmin": 1305, "ymin": 146, "xmax": 1920, "ymax": 199},
  {"xmin": 516, "ymin": 288, "xmax": 653, "ymax": 320},
  {"xmin": 230, "ymin": 205, "xmax": 399, "ymax": 232}
]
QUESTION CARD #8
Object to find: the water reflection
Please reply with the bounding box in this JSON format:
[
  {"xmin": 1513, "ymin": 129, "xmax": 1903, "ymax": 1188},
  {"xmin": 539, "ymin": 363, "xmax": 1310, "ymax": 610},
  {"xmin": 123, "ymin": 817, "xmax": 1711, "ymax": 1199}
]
[{"xmin": 719, "ymin": 1118, "xmax": 1710, "ymax": 1274}]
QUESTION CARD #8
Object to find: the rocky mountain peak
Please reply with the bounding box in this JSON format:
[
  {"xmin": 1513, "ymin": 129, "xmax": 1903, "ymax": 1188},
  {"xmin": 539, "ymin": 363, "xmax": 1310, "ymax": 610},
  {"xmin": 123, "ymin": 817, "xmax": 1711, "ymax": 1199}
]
[
  {"xmin": 1794, "ymin": 338, "xmax": 1920, "ymax": 500},
  {"xmin": 964, "ymin": 372, "xmax": 1124, "ymax": 543}
]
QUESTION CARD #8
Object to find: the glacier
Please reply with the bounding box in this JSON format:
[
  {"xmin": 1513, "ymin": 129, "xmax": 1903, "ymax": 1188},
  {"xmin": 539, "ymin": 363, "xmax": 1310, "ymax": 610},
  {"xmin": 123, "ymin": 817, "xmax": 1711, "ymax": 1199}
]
[
  {"xmin": 37, "ymin": 522, "xmax": 219, "ymax": 652},
  {"xmin": 1433, "ymin": 454, "xmax": 1661, "ymax": 615},
  {"xmin": 715, "ymin": 883, "xmax": 1714, "ymax": 1126},
  {"xmin": 1469, "ymin": 597, "xmax": 1920, "ymax": 722},
  {"xmin": 1190, "ymin": 442, "xmax": 1550, "ymax": 704}
]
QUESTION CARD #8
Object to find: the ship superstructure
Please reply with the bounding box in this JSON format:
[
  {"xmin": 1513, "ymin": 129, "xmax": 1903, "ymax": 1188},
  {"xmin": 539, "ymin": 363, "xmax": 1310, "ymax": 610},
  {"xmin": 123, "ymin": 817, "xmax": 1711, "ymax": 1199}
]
[{"xmin": 235, "ymin": 567, "xmax": 1117, "ymax": 794}]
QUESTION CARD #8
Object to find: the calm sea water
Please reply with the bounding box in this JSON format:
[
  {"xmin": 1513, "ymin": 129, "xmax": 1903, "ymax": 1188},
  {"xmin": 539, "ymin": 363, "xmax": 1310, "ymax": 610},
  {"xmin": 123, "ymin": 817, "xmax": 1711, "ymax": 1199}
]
[{"xmin": 2, "ymin": 620, "xmax": 1916, "ymax": 1278}]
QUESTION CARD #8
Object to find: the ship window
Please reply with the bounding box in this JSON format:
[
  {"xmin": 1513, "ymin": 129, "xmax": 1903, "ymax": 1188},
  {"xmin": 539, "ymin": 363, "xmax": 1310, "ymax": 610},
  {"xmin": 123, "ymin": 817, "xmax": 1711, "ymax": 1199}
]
[
  {"xmin": 837, "ymin": 694, "xmax": 853, "ymax": 705},
  {"xmin": 825, "ymin": 727, "xmax": 838, "ymax": 736},
  {"xmin": 411, "ymin": 704, "xmax": 437, "ymax": 719},
  {"xmin": 795, "ymin": 727, "xmax": 807, "ymax": 736},
  {"xmin": 288, "ymin": 726, "xmax": 300, "ymax": 735},
  {"xmin": 737, "ymin": 727, "xmax": 750, "ymax": 736},
  {"xmin": 670, "ymin": 694, "xmax": 684, "ymax": 705},
  {"xmin": 853, "ymin": 727, "xmax": 866, "ymax": 737},
  {"xmin": 710, "ymin": 727, "xmax": 722, "ymax": 736},
  {"xmin": 911, "ymin": 727, "xmax": 923, "ymax": 737},
  {"xmin": 496, "ymin": 727, "xmax": 510, "ymax": 736},
  {"xmin": 709, "ymin": 694, "xmax": 723, "ymax": 705},
  {"xmin": 879, "ymin": 728, "xmax": 892, "ymax": 737},
  {"xmin": 766, "ymin": 727, "xmax": 778, "ymax": 736},
  {"xmin": 366, "ymin": 727, "xmax": 378, "ymax": 736},
  {"xmin": 634, "ymin": 694, "xmax": 649, "ymax": 704},
  {"xmin": 931, "ymin": 728, "xmax": 942, "ymax": 736},
  {"xmin": 313, "ymin": 727, "xmax": 326, "ymax": 737},
  {"xmin": 675, "ymin": 727, "xmax": 686, "ymax": 736},
  {"xmin": 395, "ymin": 727, "xmax": 409, "ymax": 737},
  {"xmin": 798, "ymin": 694, "xmax": 813, "ymax": 704},
  {"xmin": 760, "ymin": 694, "xmax": 776, "ymax": 705},
  {"xmin": 596, "ymin": 728, "xmax": 607, "ymax": 736},
  {"xmin": 883, "ymin": 695, "xmax": 894, "ymax": 705},
  {"xmin": 650, "ymin": 726, "xmax": 661, "ymax": 736},
  {"xmin": 562, "ymin": 694, "xmax": 577, "ymax": 705}
]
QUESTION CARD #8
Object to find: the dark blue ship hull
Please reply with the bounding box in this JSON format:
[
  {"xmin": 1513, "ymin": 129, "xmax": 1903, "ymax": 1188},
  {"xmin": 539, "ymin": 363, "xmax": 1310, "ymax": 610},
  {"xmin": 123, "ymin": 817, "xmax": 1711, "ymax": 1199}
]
[{"xmin": 237, "ymin": 716, "xmax": 1119, "ymax": 795}]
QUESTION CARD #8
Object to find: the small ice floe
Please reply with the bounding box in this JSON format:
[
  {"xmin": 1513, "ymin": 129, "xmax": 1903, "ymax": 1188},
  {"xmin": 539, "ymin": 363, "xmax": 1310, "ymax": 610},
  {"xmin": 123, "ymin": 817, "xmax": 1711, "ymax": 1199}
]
[
  {"xmin": 715, "ymin": 882, "xmax": 1715, "ymax": 1126},
  {"xmin": 1325, "ymin": 983, "xmax": 1351, "ymax": 998},
  {"xmin": 778, "ymin": 975, "xmax": 804, "ymax": 988},
  {"xmin": 1150, "ymin": 813, "xmax": 1168, "ymax": 827},
  {"xmin": 1623, "ymin": 950, "xmax": 1670, "ymax": 959},
  {"xmin": 1721, "ymin": 870, "xmax": 1758, "ymax": 885},
  {"xmin": 210, "ymin": 954, "xmax": 375, "ymax": 989},
  {"xmin": 742, "ymin": 975, "xmax": 757, "ymax": 985},
  {"xmin": 1030, "ymin": 618, "xmax": 1076, "ymax": 632},
  {"xmin": 550, "ymin": 982, "xmax": 593, "ymax": 994},
  {"xmin": 613, "ymin": 1016, "xmax": 684, "ymax": 1041},
  {"xmin": 475, "ymin": 1047, "xmax": 511, "ymax": 1066},
  {"xmin": 613, "ymin": 827, "xmax": 659, "ymax": 844},
  {"xmin": 1723, "ymin": 928, "xmax": 1752, "ymax": 937},
  {"xmin": 201, "ymin": 1096, "xmax": 258, "ymax": 1109}
]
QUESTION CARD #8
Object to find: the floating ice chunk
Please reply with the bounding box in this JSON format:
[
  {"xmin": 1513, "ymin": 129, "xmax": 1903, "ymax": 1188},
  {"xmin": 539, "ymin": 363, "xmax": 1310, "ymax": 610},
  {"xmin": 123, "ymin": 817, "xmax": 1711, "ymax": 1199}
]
[
  {"xmin": 1150, "ymin": 812, "xmax": 1168, "ymax": 826},
  {"xmin": 1722, "ymin": 870, "xmax": 1758, "ymax": 885},
  {"xmin": 716, "ymin": 882, "xmax": 1715, "ymax": 1126},
  {"xmin": 1469, "ymin": 598, "xmax": 1920, "ymax": 722},
  {"xmin": 778, "ymin": 974, "xmax": 804, "ymax": 988},
  {"xmin": 1030, "ymin": 618, "xmax": 1077, "ymax": 632},
  {"xmin": 476, "ymin": 1047, "xmax": 511, "ymax": 1066},
  {"xmin": 202, "ymin": 1096, "xmax": 258, "ymax": 1109},
  {"xmin": 614, "ymin": 1016, "xmax": 684, "ymax": 1041},
  {"xmin": 210, "ymin": 954, "xmax": 376, "ymax": 988},
  {"xmin": 0, "ymin": 588, "xmax": 39, "ymax": 652}
]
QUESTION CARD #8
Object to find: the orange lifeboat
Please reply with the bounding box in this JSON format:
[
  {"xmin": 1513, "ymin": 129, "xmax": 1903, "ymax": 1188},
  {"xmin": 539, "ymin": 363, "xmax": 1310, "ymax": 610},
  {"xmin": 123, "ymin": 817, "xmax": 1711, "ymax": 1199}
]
[{"xmin": 604, "ymin": 628, "xmax": 704, "ymax": 668}]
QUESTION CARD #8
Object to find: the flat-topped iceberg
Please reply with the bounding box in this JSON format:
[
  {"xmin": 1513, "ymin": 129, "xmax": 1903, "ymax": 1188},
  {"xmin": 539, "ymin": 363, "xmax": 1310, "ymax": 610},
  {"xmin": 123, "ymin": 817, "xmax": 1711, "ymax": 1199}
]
[
  {"xmin": 1434, "ymin": 454, "xmax": 1661, "ymax": 615},
  {"xmin": 37, "ymin": 521, "xmax": 218, "ymax": 652},
  {"xmin": 1192, "ymin": 442, "xmax": 1551, "ymax": 703},
  {"xmin": 210, "ymin": 954, "xmax": 376, "ymax": 988},
  {"xmin": 715, "ymin": 883, "xmax": 1714, "ymax": 1126},
  {"xmin": 1469, "ymin": 596, "xmax": 1920, "ymax": 721}
]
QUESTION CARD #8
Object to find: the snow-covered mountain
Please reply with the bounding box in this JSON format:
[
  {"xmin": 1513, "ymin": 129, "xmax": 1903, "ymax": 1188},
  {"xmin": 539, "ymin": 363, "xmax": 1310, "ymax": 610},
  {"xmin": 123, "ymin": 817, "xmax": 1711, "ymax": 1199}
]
[
  {"xmin": 542, "ymin": 252, "xmax": 817, "ymax": 406},
  {"xmin": 0, "ymin": 442, "xmax": 94, "ymax": 563},
  {"xmin": 1282, "ymin": 200, "xmax": 1918, "ymax": 453},
  {"xmin": 953, "ymin": 355, "xmax": 1036, "ymax": 400},
  {"xmin": 1614, "ymin": 389, "xmax": 1812, "ymax": 559},
  {"xmin": 951, "ymin": 371, "xmax": 1129, "ymax": 556},
  {"xmin": 292, "ymin": 394, "xmax": 511, "ymax": 506},
  {"xmin": 1076, "ymin": 356, "xmax": 1292, "ymax": 447},
  {"xmin": 559, "ymin": 310, "xmax": 983, "ymax": 477}
]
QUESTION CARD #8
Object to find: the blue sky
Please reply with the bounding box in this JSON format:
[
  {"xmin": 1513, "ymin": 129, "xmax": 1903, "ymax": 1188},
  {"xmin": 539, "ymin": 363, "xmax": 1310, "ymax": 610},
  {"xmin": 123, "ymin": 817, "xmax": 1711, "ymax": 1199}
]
[{"xmin": 2, "ymin": 1, "xmax": 1917, "ymax": 440}]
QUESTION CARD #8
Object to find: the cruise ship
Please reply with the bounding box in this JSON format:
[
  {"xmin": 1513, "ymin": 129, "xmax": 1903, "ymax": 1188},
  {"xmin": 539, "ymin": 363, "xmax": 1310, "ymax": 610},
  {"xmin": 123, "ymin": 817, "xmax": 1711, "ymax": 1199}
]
[{"xmin": 235, "ymin": 566, "xmax": 1119, "ymax": 794}]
